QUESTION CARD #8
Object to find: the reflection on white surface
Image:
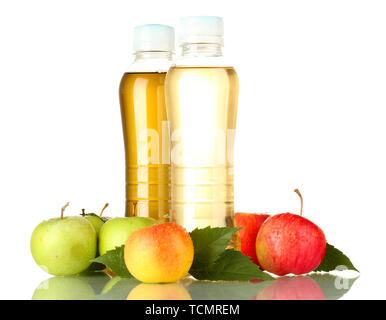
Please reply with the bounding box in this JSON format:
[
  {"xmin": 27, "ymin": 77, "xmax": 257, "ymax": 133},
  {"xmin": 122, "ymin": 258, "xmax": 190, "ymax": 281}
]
[{"xmin": 30, "ymin": 273, "xmax": 358, "ymax": 300}]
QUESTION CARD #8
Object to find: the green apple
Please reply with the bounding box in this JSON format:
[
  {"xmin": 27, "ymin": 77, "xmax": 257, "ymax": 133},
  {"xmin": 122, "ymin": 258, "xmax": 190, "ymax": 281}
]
[
  {"xmin": 99, "ymin": 217, "xmax": 156, "ymax": 255},
  {"xmin": 30, "ymin": 203, "xmax": 97, "ymax": 276},
  {"xmin": 82, "ymin": 203, "xmax": 110, "ymax": 235},
  {"xmin": 32, "ymin": 276, "xmax": 94, "ymax": 300},
  {"xmin": 85, "ymin": 214, "xmax": 104, "ymax": 235}
]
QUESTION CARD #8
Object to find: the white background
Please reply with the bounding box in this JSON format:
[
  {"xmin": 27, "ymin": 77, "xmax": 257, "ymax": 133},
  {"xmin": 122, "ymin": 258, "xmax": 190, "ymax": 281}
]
[{"xmin": 1, "ymin": 0, "xmax": 385, "ymax": 299}]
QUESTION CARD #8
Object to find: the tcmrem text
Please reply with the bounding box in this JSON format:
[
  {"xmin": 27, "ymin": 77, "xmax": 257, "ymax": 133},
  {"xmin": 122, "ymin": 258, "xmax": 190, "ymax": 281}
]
[{"xmin": 145, "ymin": 304, "xmax": 240, "ymax": 317}]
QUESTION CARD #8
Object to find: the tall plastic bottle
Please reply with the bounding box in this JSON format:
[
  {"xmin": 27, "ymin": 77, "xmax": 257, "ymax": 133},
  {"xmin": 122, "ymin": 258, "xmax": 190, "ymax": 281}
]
[
  {"xmin": 119, "ymin": 25, "xmax": 174, "ymax": 220},
  {"xmin": 165, "ymin": 17, "xmax": 239, "ymax": 237}
]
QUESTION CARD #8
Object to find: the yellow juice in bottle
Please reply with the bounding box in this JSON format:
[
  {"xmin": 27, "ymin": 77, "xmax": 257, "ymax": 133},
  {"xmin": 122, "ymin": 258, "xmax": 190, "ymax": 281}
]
[
  {"xmin": 120, "ymin": 72, "xmax": 170, "ymax": 220},
  {"xmin": 165, "ymin": 66, "xmax": 239, "ymax": 230},
  {"xmin": 119, "ymin": 24, "xmax": 174, "ymax": 220},
  {"xmin": 165, "ymin": 17, "xmax": 239, "ymax": 246}
]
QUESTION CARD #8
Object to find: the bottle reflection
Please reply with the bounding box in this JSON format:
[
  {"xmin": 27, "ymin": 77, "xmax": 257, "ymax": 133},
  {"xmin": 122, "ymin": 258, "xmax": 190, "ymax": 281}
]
[{"xmin": 127, "ymin": 283, "xmax": 192, "ymax": 300}]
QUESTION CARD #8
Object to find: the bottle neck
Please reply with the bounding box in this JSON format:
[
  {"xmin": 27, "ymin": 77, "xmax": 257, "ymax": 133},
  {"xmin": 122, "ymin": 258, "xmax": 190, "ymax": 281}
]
[
  {"xmin": 134, "ymin": 51, "xmax": 173, "ymax": 62},
  {"xmin": 128, "ymin": 51, "xmax": 173, "ymax": 73},
  {"xmin": 181, "ymin": 43, "xmax": 223, "ymax": 58}
]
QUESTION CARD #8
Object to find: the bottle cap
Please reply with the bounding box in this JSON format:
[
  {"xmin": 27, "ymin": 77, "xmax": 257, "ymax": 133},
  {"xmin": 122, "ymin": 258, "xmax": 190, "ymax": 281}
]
[
  {"xmin": 179, "ymin": 16, "xmax": 224, "ymax": 46},
  {"xmin": 133, "ymin": 24, "xmax": 175, "ymax": 52}
]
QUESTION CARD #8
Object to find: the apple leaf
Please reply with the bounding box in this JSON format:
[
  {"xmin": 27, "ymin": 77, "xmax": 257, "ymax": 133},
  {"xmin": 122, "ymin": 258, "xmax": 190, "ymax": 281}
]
[
  {"xmin": 189, "ymin": 226, "xmax": 241, "ymax": 269},
  {"xmin": 190, "ymin": 249, "xmax": 274, "ymax": 281},
  {"xmin": 92, "ymin": 245, "xmax": 133, "ymax": 278},
  {"xmin": 85, "ymin": 262, "xmax": 106, "ymax": 272},
  {"xmin": 314, "ymin": 243, "xmax": 359, "ymax": 272}
]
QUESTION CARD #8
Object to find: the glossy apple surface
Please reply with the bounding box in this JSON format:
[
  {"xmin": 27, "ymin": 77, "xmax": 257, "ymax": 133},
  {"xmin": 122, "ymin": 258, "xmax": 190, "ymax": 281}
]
[
  {"xmin": 98, "ymin": 217, "xmax": 156, "ymax": 255},
  {"xmin": 124, "ymin": 222, "xmax": 194, "ymax": 283},
  {"xmin": 31, "ymin": 216, "xmax": 97, "ymax": 276},
  {"xmin": 256, "ymin": 213, "xmax": 326, "ymax": 276},
  {"xmin": 235, "ymin": 212, "xmax": 270, "ymax": 266}
]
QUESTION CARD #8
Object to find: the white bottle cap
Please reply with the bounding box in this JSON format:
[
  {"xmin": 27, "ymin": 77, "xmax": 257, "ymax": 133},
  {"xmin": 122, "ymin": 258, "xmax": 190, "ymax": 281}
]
[
  {"xmin": 179, "ymin": 16, "xmax": 224, "ymax": 47},
  {"xmin": 133, "ymin": 24, "xmax": 175, "ymax": 52}
]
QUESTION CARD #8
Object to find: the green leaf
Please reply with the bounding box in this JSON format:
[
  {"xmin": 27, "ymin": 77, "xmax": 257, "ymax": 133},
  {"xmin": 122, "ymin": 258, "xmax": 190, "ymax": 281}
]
[
  {"xmin": 189, "ymin": 226, "xmax": 273, "ymax": 281},
  {"xmin": 189, "ymin": 226, "xmax": 241, "ymax": 269},
  {"xmin": 315, "ymin": 243, "xmax": 359, "ymax": 272},
  {"xmin": 92, "ymin": 245, "xmax": 133, "ymax": 278},
  {"xmin": 190, "ymin": 249, "xmax": 274, "ymax": 281},
  {"xmin": 84, "ymin": 262, "xmax": 106, "ymax": 272}
]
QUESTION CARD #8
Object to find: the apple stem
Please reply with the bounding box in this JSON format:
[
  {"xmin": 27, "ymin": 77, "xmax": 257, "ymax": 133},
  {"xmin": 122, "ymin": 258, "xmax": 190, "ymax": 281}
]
[
  {"xmin": 100, "ymin": 203, "xmax": 109, "ymax": 217},
  {"xmin": 61, "ymin": 202, "xmax": 70, "ymax": 220},
  {"xmin": 294, "ymin": 189, "xmax": 303, "ymax": 216},
  {"xmin": 81, "ymin": 208, "xmax": 85, "ymax": 217}
]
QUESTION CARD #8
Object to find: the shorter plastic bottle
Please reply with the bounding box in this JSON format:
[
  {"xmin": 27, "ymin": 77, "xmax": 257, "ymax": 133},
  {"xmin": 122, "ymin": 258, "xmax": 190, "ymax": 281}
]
[{"xmin": 119, "ymin": 24, "xmax": 174, "ymax": 220}]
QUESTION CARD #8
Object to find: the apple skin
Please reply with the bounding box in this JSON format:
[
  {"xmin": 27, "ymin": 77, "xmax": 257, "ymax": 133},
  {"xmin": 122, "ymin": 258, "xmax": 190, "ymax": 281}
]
[
  {"xmin": 256, "ymin": 213, "xmax": 326, "ymax": 276},
  {"xmin": 30, "ymin": 216, "xmax": 97, "ymax": 276},
  {"xmin": 254, "ymin": 276, "xmax": 325, "ymax": 300},
  {"xmin": 84, "ymin": 214, "xmax": 105, "ymax": 235},
  {"xmin": 235, "ymin": 213, "xmax": 270, "ymax": 266},
  {"xmin": 124, "ymin": 222, "xmax": 194, "ymax": 283},
  {"xmin": 98, "ymin": 217, "xmax": 156, "ymax": 256}
]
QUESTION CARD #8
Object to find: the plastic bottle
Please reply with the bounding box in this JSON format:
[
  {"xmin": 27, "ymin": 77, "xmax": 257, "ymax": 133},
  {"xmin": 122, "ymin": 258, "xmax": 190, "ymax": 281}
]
[
  {"xmin": 165, "ymin": 17, "xmax": 239, "ymax": 235},
  {"xmin": 119, "ymin": 24, "xmax": 174, "ymax": 220}
]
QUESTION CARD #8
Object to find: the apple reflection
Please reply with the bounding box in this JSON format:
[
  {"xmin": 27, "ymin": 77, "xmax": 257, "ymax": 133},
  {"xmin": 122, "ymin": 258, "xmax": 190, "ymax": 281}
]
[
  {"xmin": 127, "ymin": 283, "xmax": 192, "ymax": 300},
  {"xmin": 32, "ymin": 272, "xmax": 110, "ymax": 300},
  {"xmin": 32, "ymin": 273, "xmax": 357, "ymax": 300},
  {"xmin": 253, "ymin": 276, "xmax": 325, "ymax": 300},
  {"xmin": 253, "ymin": 274, "xmax": 358, "ymax": 300},
  {"xmin": 185, "ymin": 274, "xmax": 357, "ymax": 300}
]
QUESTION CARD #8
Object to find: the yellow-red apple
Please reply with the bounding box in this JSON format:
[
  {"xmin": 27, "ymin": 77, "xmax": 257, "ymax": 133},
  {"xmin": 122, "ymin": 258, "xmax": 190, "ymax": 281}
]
[{"xmin": 124, "ymin": 222, "xmax": 194, "ymax": 283}]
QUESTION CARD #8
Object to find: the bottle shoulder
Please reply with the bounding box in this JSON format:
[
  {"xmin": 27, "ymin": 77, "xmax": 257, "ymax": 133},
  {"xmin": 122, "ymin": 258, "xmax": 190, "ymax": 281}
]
[
  {"xmin": 124, "ymin": 59, "xmax": 173, "ymax": 73},
  {"xmin": 167, "ymin": 65, "xmax": 238, "ymax": 79},
  {"xmin": 119, "ymin": 71, "xmax": 167, "ymax": 94},
  {"xmin": 165, "ymin": 65, "xmax": 239, "ymax": 89},
  {"xmin": 172, "ymin": 55, "xmax": 233, "ymax": 68}
]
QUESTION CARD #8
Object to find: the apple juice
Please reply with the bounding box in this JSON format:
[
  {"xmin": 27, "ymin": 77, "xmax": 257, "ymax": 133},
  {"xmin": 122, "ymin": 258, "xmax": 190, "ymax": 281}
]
[
  {"xmin": 165, "ymin": 17, "xmax": 239, "ymax": 247},
  {"xmin": 165, "ymin": 66, "xmax": 238, "ymax": 229},
  {"xmin": 119, "ymin": 25, "xmax": 174, "ymax": 220}
]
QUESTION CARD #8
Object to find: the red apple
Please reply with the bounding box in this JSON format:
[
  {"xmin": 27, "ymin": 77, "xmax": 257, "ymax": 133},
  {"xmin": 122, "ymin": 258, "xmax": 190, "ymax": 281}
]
[
  {"xmin": 235, "ymin": 213, "xmax": 270, "ymax": 266},
  {"xmin": 254, "ymin": 276, "xmax": 325, "ymax": 300},
  {"xmin": 255, "ymin": 190, "xmax": 326, "ymax": 276}
]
